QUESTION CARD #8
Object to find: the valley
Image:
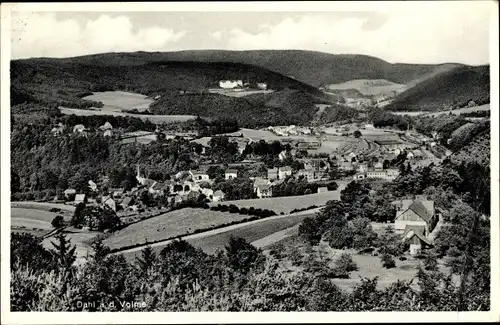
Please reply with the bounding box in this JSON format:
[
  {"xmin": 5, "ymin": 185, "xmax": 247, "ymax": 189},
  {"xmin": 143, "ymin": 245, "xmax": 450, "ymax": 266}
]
[{"xmin": 9, "ymin": 47, "xmax": 491, "ymax": 313}]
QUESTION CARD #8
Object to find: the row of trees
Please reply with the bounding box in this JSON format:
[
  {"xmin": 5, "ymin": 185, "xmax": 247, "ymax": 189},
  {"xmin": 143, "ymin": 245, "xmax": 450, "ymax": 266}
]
[
  {"xmin": 10, "ymin": 230, "xmax": 488, "ymax": 311},
  {"xmin": 271, "ymin": 177, "xmax": 338, "ymax": 197}
]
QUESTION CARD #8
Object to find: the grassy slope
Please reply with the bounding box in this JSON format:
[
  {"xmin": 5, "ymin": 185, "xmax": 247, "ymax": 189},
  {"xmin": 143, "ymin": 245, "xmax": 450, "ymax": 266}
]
[
  {"xmin": 103, "ymin": 208, "xmax": 250, "ymax": 250},
  {"xmin": 326, "ymin": 79, "xmax": 407, "ymax": 97},
  {"xmin": 187, "ymin": 213, "xmax": 313, "ymax": 255}
]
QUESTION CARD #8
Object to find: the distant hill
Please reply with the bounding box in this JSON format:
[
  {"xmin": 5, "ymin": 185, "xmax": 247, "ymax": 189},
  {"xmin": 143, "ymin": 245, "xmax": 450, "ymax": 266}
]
[
  {"xmin": 12, "ymin": 50, "xmax": 488, "ymax": 122},
  {"xmin": 28, "ymin": 50, "xmax": 464, "ymax": 87},
  {"xmin": 10, "ymin": 59, "xmax": 323, "ymax": 109},
  {"xmin": 385, "ymin": 65, "xmax": 490, "ymax": 111}
]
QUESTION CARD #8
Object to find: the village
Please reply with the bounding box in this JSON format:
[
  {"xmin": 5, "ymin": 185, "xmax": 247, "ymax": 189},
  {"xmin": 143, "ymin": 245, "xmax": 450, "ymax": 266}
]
[
  {"xmin": 43, "ymin": 103, "xmax": 450, "ymax": 259},
  {"xmin": 7, "ymin": 4, "xmax": 493, "ymax": 314}
]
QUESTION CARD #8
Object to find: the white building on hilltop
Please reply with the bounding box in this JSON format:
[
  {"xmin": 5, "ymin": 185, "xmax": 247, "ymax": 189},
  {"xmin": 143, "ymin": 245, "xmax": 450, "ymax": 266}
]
[{"xmin": 219, "ymin": 80, "xmax": 243, "ymax": 89}]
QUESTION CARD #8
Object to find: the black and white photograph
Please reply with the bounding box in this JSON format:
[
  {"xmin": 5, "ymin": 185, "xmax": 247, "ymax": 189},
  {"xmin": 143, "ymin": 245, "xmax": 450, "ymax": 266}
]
[{"xmin": 1, "ymin": 1, "xmax": 498, "ymax": 323}]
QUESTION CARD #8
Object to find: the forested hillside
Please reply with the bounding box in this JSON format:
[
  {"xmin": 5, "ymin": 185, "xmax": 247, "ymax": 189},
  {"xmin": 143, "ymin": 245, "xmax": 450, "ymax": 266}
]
[
  {"xmin": 385, "ymin": 65, "xmax": 490, "ymax": 111},
  {"xmin": 52, "ymin": 50, "xmax": 463, "ymax": 86},
  {"xmin": 11, "ymin": 59, "xmax": 322, "ymax": 110},
  {"xmin": 149, "ymin": 89, "xmax": 321, "ymax": 127}
]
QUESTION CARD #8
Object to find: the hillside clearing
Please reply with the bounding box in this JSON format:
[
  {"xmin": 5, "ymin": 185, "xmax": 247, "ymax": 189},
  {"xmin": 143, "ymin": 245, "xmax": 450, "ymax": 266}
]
[
  {"xmin": 11, "ymin": 217, "xmax": 53, "ymax": 230},
  {"xmin": 82, "ymin": 91, "xmax": 153, "ymax": 112},
  {"xmin": 11, "ymin": 201, "xmax": 75, "ymax": 213},
  {"xmin": 326, "ymin": 79, "xmax": 407, "ymax": 97},
  {"xmin": 11, "ymin": 208, "xmax": 62, "ymax": 224}
]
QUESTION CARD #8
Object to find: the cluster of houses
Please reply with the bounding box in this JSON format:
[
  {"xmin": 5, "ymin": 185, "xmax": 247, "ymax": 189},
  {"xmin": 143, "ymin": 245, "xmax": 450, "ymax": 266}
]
[
  {"xmin": 218, "ymin": 80, "xmax": 268, "ymax": 90},
  {"xmin": 352, "ymin": 162, "xmax": 400, "ymax": 182},
  {"xmin": 51, "ymin": 122, "xmax": 114, "ymax": 138},
  {"xmin": 267, "ymin": 125, "xmax": 313, "ymax": 136}
]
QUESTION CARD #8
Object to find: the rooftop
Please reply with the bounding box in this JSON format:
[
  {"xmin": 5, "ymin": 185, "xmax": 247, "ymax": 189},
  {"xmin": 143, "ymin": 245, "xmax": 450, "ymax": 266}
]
[{"xmin": 403, "ymin": 225, "xmax": 432, "ymax": 245}]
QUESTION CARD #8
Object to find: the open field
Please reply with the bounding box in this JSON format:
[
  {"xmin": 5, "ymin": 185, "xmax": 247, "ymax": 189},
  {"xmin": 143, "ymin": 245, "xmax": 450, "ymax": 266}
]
[
  {"xmin": 11, "ymin": 203, "xmax": 75, "ymax": 236},
  {"xmin": 60, "ymin": 107, "xmax": 196, "ymax": 124},
  {"xmin": 326, "ymin": 79, "xmax": 407, "ymax": 97},
  {"xmin": 392, "ymin": 103, "xmax": 490, "ymax": 117},
  {"xmin": 11, "ymin": 208, "xmax": 61, "ymax": 224},
  {"xmin": 11, "ymin": 201, "xmax": 75, "ymax": 213},
  {"xmin": 12, "ymin": 227, "xmax": 51, "ymax": 237},
  {"xmin": 210, "ymin": 191, "xmax": 342, "ymax": 214},
  {"xmin": 82, "ymin": 91, "xmax": 154, "ymax": 112},
  {"xmin": 104, "ymin": 208, "xmax": 251, "ymax": 250},
  {"xmin": 11, "ymin": 217, "xmax": 53, "ymax": 230}
]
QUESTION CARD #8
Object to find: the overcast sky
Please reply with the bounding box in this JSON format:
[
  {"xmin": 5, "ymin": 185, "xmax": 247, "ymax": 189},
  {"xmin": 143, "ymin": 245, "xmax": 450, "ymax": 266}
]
[{"xmin": 10, "ymin": 1, "xmax": 494, "ymax": 65}]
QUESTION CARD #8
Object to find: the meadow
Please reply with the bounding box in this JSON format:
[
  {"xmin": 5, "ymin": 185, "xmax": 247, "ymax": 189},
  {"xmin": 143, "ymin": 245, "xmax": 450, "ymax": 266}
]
[
  {"xmin": 82, "ymin": 91, "xmax": 154, "ymax": 112},
  {"xmin": 103, "ymin": 208, "xmax": 251, "ymax": 250},
  {"xmin": 210, "ymin": 191, "xmax": 341, "ymax": 214},
  {"xmin": 326, "ymin": 79, "xmax": 407, "ymax": 97},
  {"xmin": 11, "ymin": 202, "xmax": 75, "ymax": 232},
  {"xmin": 10, "ymin": 202, "xmax": 76, "ymax": 238},
  {"xmin": 11, "ymin": 201, "xmax": 75, "ymax": 213}
]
